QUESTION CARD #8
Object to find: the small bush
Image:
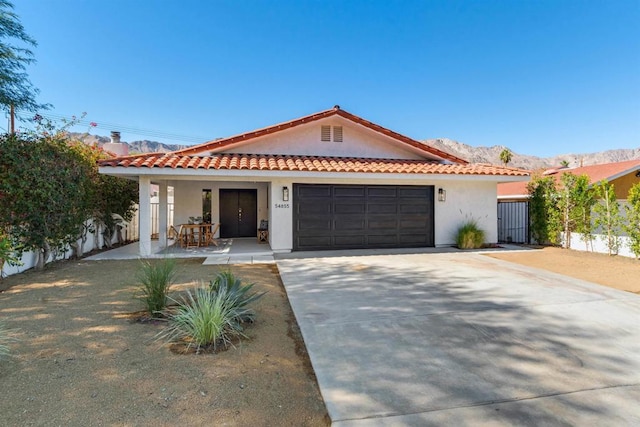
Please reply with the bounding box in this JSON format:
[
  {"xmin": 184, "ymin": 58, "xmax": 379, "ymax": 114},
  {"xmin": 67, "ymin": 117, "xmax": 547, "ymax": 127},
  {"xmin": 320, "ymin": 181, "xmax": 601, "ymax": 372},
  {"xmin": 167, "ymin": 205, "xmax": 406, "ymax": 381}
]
[
  {"xmin": 455, "ymin": 220, "xmax": 486, "ymax": 249},
  {"xmin": 160, "ymin": 285, "xmax": 244, "ymax": 352},
  {"xmin": 137, "ymin": 258, "xmax": 177, "ymax": 316},
  {"xmin": 209, "ymin": 271, "xmax": 265, "ymax": 323},
  {"xmin": 159, "ymin": 272, "xmax": 265, "ymax": 353}
]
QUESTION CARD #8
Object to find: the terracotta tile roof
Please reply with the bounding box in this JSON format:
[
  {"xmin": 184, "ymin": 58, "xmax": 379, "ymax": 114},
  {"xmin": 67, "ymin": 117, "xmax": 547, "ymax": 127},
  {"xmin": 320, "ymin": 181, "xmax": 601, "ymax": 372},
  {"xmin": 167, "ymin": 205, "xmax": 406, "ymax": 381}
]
[
  {"xmin": 99, "ymin": 153, "xmax": 528, "ymax": 176},
  {"xmin": 172, "ymin": 106, "xmax": 469, "ymax": 164},
  {"xmin": 497, "ymin": 181, "xmax": 530, "ymax": 197},
  {"xmin": 498, "ymin": 159, "xmax": 640, "ymax": 197}
]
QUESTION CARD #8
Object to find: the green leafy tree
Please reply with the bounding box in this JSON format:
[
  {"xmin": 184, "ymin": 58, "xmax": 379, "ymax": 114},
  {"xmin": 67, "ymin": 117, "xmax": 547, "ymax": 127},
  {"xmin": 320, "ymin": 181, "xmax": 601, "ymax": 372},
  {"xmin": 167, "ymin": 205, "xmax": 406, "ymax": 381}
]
[
  {"xmin": 527, "ymin": 175, "xmax": 561, "ymax": 245},
  {"xmin": 593, "ymin": 181, "xmax": 622, "ymax": 256},
  {"xmin": 623, "ymin": 182, "xmax": 640, "ymax": 259},
  {"xmin": 0, "ymin": 132, "xmax": 95, "ymax": 268},
  {"xmin": 556, "ymin": 173, "xmax": 593, "ymax": 249},
  {"xmin": 71, "ymin": 140, "xmax": 138, "ymax": 250},
  {"xmin": 560, "ymin": 160, "xmax": 570, "ymax": 167},
  {"xmin": 499, "ymin": 148, "xmax": 512, "ymax": 166},
  {"xmin": 569, "ymin": 174, "xmax": 594, "ymax": 250},
  {"xmin": 0, "ymin": 0, "xmax": 48, "ymax": 116}
]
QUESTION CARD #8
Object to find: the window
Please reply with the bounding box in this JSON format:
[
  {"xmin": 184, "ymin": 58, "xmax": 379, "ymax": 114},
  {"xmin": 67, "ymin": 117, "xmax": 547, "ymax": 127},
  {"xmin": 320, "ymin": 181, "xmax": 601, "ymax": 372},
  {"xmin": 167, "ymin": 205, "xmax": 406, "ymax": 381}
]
[{"xmin": 202, "ymin": 189, "xmax": 212, "ymax": 223}]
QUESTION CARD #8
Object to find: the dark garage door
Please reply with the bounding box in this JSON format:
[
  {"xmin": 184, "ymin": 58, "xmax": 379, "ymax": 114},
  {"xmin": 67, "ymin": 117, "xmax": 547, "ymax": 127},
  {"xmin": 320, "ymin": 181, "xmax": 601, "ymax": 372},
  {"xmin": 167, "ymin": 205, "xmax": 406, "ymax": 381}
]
[{"xmin": 293, "ymin": 184, "xmax": 434, "ymax": 251}]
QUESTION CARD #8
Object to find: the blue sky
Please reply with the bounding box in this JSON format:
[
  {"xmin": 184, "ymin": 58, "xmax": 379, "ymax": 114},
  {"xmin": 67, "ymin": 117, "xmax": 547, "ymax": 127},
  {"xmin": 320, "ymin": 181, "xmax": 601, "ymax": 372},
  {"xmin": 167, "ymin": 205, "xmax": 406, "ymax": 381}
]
[{"xmin": 12, "ymin": 0, "xmax": 640, "ymax": 158}]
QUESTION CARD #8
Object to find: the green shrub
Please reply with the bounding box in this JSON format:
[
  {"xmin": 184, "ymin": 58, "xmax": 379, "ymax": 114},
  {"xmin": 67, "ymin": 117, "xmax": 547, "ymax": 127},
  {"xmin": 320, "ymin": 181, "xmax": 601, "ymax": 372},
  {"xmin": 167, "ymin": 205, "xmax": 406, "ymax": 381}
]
[
  {"xmin": 160, "ymin": 285, "xmax": 245, "ymax": 352},
  {"xmin": 455, "ymin": 220, "xmax": 486, "ymax": 249},
  {"xmin": 208, "ymin": 271, "xmax": 265, "ymax": 323},
  {"xmin": 160, "ymin": 272, "xmax": 265, "ymax": 353},
  {"xmin": 137, "ymin": 258, "xmax": 177, "ymax": 316}
]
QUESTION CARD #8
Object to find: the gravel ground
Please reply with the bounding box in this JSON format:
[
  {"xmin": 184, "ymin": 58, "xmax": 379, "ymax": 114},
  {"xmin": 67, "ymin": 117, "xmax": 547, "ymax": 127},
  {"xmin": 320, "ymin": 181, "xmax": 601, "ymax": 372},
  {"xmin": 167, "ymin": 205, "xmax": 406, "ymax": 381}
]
[
  {"xmin": 485, "ymin": 246, "xmax": 640, "ymax": 294},
  {"xmin": 0, "ymin": 259, "xmax": 329, "ymax": 426}
]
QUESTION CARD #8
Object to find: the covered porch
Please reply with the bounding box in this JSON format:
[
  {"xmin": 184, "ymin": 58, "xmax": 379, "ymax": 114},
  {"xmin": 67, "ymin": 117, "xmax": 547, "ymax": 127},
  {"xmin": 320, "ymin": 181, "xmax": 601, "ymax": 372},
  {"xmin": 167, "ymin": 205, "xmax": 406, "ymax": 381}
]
[{"xmin": 133, "ymin": 174, "xmax": 292, "ymax": 258}]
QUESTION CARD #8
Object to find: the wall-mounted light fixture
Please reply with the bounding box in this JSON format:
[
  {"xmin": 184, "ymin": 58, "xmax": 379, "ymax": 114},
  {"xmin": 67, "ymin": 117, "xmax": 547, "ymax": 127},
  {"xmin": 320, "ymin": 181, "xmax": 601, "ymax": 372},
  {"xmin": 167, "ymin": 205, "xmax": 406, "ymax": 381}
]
[
  {"xmin": 438, "ymin": 188, "xmax": 446, "ymax": 202},
  {"xmin": 635, "ymin": 170, "xmax": 640, "ymax": 178},
  {"xmin": 283, "ymin": 186, "xmax": 290, "ymax": 201}
]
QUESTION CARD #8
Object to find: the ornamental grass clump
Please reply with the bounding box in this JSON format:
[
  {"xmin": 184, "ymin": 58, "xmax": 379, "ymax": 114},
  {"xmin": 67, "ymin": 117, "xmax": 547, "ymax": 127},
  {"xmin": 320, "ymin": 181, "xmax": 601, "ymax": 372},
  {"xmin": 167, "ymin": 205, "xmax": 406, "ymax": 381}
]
[
  {"xmin": 159, "ymin": 271, "xmax": 265, "ymax": 353},
  {"xmin": 137, "ymin": 258, "xmax": 177, "ymax": 316},
  {"xmin": 455, "ymin": 220, "xmax": 486, "ymax": 249},
  {"xmin": 0, "ymin": 320, "xmax": 16, "ymax": 360},
  {"xmin": 208, "ymin": 271, "xmax": 266, "ymax": 323}
]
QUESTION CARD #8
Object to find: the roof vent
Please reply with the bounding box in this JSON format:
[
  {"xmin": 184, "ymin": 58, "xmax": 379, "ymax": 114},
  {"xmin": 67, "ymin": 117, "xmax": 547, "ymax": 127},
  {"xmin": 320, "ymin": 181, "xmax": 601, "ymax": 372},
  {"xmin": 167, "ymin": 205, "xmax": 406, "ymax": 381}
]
[
  {"xmin": 321, "ymin": 125, "xmax": 331, "ymax": 141},
  {"xmin": 333, "ymin": 126, "xmax": 343, "ymax": 142}
]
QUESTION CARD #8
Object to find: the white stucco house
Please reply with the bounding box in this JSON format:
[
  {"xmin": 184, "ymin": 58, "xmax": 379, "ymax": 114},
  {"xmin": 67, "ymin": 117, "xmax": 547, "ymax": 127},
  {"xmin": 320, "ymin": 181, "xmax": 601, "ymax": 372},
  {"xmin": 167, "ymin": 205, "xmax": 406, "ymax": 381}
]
[{"xmin": 98, "ymin": 106, "xmax": 529, "ymax": 256}]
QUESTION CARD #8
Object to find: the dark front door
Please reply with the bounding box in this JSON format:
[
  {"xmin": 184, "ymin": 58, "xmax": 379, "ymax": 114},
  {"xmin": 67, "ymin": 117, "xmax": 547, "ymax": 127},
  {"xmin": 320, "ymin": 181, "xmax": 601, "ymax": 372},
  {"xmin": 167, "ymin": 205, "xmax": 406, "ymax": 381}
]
[{"xmin": 219, "ymin": 189, "xmax": 257, "ymax": 238}]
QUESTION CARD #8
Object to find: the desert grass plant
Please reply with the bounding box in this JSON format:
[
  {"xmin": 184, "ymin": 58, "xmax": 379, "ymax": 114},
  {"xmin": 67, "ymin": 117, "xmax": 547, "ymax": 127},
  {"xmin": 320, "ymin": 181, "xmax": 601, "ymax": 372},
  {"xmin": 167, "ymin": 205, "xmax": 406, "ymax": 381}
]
[
  {"xmin": 159, "ymin": 272, "xmax": 265, "ymax": 353},
  {"xmin": 136, "ymin": 258, "xmax": 177, "ymax": 316},
  {"xmin": 455, "ymin": 220, "xmax": 486, "ymax": 249},
  {"xmin": 208, "ymin": 271, "xmax": 266, "ymax": 323},
  {"xmin": 160, "ymin": 285, "xmax": 247, "ymax": 353},
  {"xmin": 0, "ymin": 320, "xmax": 17, "ymax": 360}
]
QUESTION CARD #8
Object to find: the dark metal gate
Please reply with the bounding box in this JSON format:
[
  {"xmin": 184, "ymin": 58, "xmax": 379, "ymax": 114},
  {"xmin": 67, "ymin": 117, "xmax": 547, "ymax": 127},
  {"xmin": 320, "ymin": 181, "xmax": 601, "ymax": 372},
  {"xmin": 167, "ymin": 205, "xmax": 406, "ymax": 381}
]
[{"xmin": 497, "ymin": 201, "xmax": 529, "ymax": 244}]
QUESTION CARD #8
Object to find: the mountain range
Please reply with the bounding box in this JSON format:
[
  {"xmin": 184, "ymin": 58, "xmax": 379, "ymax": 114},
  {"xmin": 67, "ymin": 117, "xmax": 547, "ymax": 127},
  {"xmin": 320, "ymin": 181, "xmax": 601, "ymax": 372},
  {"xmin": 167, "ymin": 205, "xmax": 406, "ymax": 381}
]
[{"xmin": 73, "ymin": 133, "xmax": 639, "ymax": 170}]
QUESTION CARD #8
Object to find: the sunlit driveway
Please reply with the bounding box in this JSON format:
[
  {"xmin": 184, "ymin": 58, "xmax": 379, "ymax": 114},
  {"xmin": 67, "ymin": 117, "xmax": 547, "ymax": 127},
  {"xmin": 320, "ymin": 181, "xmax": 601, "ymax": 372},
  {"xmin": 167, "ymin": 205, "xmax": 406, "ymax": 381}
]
[{"xmin": 276, "ymin": 251, "xmax": 640, "ymax": 426}]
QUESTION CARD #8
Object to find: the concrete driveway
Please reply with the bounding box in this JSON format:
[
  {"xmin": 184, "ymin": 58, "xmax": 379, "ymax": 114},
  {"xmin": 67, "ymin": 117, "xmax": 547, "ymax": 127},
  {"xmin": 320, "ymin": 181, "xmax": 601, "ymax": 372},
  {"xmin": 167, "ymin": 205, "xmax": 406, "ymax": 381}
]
[{"xmin": 276, "ymin": 250, "xmax": 640, "ymax": 426}]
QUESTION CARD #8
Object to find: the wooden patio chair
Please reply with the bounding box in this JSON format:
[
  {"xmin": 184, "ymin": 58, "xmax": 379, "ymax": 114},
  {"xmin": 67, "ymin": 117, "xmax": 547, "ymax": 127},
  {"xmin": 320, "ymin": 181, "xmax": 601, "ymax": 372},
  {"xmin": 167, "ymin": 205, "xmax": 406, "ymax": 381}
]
[
  {"xmin": 205, "ymin": 223, "xmax": 221, "ymax": 246},
  {"xmin": 257, "ymin": 220, "xmax": 268, "ymax": 243}
]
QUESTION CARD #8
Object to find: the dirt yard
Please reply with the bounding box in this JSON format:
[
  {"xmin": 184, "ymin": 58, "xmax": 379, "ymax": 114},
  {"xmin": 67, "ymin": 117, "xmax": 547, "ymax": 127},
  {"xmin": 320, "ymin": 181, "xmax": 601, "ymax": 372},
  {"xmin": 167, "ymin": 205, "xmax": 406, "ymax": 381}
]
[
  {"xmin": 0, "ymin": 259, "xmax": 329, "ymax": 426},
  {"xmin": 485, "ymin": 246, "xmax": 640, "ymax": 294}
]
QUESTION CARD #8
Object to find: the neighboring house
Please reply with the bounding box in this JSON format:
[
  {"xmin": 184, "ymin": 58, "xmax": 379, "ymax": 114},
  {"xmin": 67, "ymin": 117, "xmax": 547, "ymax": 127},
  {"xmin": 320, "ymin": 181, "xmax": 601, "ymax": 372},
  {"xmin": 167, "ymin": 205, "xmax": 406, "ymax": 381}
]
[
  {"xmin": 497, "ymin": 159, "xmax": 640, "ymax": 246},
  {"xmin": 99, "ymin": 106, "xmax": 529, "ymax": 256}
]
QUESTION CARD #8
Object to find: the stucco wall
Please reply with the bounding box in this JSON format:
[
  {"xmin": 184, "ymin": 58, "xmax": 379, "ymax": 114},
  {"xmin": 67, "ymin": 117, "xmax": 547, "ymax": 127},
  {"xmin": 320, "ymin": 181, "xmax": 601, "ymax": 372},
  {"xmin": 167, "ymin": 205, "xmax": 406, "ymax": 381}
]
[
  {"xmin": 263, "ymin": 177, "xmax": 499, "ymax": 251},
  {"xmin": 611, "ymin": 173, "xmax": 640, "ymax": 199},
  {"xmin": 220, "ymin": 116, "xmax": 425, "ymax": 160}
]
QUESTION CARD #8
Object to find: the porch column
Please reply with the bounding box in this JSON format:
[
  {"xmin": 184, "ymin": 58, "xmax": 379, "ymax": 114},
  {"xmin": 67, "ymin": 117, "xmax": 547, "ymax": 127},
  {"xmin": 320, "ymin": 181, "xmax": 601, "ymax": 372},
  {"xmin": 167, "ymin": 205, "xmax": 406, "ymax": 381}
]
[
  {"xmin": 138, "ymin": 176, "xmax": 152, "ymax": 256},
  {"xmin": 158, "ymin": 181, "xmax": 168, "ymax": 248}
]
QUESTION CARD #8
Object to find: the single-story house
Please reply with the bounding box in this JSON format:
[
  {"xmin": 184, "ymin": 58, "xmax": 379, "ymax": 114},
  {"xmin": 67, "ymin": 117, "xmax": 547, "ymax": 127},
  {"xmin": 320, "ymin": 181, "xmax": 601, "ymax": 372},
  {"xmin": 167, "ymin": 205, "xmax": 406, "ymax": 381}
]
[
  {"xmin": 99, "ymin": 106, "xmax": 529, "ymax": 256},
  {"xmin": 497, "ymin": 159, "xmax": 640, "ymax": 245},
  {"xmin": 498, "ymin": 159, "xmax": 640, "ymax": 202}
]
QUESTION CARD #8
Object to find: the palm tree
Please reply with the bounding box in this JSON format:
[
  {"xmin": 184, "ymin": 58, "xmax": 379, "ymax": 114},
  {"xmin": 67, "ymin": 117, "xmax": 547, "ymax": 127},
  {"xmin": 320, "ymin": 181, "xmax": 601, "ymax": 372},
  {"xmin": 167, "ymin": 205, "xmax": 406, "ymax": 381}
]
[{"xmin": 499, "ymin": 149, "xmax": 513, "ymax": 166}]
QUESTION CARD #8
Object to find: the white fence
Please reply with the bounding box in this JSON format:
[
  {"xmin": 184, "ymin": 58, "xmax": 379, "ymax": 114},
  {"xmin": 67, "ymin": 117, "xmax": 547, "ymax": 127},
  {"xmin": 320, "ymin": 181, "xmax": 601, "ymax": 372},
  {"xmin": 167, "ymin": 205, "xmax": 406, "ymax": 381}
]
[{"xmin": 1, "ymin": 203, "xmax": 175, "ymax": 278}]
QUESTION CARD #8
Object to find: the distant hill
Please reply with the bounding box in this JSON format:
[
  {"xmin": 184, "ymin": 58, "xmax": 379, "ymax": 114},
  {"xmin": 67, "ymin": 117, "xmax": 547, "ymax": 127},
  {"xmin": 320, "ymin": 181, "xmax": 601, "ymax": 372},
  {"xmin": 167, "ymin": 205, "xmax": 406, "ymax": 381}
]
[
  {"xmin": 72, "ymin": 132, "xmax": 639, "ymax": 170},
  {"xmin": 70, "ymin": 133, "xmax": 186, "ymax": 154},
  {"xmin": 425, "ymin": 138, "xmax": 640, "ymax": 169}
]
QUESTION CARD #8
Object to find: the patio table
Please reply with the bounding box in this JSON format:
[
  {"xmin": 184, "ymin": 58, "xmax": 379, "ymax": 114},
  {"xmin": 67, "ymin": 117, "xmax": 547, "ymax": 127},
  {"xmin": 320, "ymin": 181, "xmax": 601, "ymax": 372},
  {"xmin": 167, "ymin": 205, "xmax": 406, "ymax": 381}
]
[{"xmin": 178, "ymin": 223, "xmax": 219, "ymax": 248}]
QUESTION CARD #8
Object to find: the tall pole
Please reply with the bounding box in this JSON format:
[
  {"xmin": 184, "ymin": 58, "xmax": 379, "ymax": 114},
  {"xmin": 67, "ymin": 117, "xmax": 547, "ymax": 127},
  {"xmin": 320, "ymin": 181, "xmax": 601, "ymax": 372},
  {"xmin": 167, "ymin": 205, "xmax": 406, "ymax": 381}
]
[{"xmin": 10, "ymin": 104, "xmax": 15, "ymax": 133}]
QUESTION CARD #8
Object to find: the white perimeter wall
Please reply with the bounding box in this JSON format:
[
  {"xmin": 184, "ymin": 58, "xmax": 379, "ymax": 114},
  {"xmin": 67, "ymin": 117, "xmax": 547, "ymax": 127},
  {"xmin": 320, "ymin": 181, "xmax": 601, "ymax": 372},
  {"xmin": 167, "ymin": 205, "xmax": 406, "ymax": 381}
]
[{"xmin": 2, "ymin": 219, "xmax": 123, "ymax": 278}]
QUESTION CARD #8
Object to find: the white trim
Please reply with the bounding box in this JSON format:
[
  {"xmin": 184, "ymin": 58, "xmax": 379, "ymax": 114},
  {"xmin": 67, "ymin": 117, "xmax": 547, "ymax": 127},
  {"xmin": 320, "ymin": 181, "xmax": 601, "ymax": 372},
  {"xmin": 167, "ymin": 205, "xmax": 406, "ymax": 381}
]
[{"xmin": 99, "ymin": 166, "xmax": 528, "ymax": 183}]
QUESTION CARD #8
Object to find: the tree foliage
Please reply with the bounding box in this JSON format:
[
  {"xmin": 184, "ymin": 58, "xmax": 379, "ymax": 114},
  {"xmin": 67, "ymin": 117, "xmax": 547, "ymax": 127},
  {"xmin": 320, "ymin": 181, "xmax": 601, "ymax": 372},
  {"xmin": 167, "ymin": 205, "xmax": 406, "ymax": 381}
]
[
  {"xmin": 557, "ymin": 173, "xmax": 593, "ymax": 249},
  {"xmin": 0, "ymin": 117, "xmax": 138, "ymax": 268},
  {"xmin": 593, "ymin": 180, "xmax": 622, "ymax": 256},
  {"xmin": 0, "ymin": 0, "xmax": 47, "ymax": 113},
  {"xmin": 527, "ymin": 173, "xmax": 594, "ymax": 247},
  {"xmin": 623, "ymin": 182, "xmax": 640, "ymax": 259},
  {"xmin": 69, "ymin": 140, "xmax": 138, "ymax": 250},
  {"xmin": 527, "ymin": 175, "xmax": 560, "ymax": 244},
  {"xmin": 499, "ymin": 148, "xmax": 512, "ymax": 166},
  {"xmin": 0, "ymin": 132, "xmax": 95, "ymax": 268}
]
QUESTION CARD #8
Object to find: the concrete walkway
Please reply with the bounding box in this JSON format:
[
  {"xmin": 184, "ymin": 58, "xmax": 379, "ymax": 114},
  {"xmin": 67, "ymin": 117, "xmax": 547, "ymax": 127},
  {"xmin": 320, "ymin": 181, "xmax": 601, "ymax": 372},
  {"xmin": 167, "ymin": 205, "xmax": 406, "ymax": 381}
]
[
  {"xmin": 276, "ymin": 250, "xmax": 640, "ymax": 425},
  {"xmin": 84, "ymin": 237, "xmax": 274, "ymax": 264}
]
